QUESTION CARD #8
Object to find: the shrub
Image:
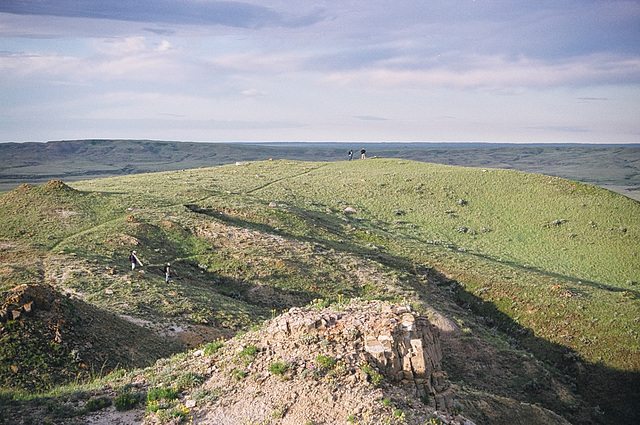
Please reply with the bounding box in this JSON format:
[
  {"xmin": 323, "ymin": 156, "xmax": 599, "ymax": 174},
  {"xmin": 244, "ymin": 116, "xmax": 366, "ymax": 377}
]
[
  {"xmin": 147, "ymin": 386, "xmax": 179, "ymax": 403},
  {"xmin": 316, "ymin": 355, "xmax": 336, "ymax": 370},
  {"xmin": 427, "ymin": 414, "xmax": 444, "ymax": 425},
  {"xmin": 176, "ymin": 372, "xmax": 204, "ymax": 391},
  {"xmin": 232, "ymin": 369, "xmax": 246, "ymax": 381},
  {"xmin": 360, "ymin": 363, "xmax": 383, "ymax": 386},
  {"xmin": 269, "ymin": 361, "xmax": 289, "ymax": 375},
  {"xmin": 240, "ymin": 345, "xmax": 258, "ymax": 358},
  {"xmin": 113, "ymin": 391, "xmax": 139, "ymax": 411},
  {"xmin": 83, "ymin": 396, "xmax": 111, "ymax": 413},
  {"xmin": 204, "ymin": 341, "xmax": 224, "ymax": 356}
]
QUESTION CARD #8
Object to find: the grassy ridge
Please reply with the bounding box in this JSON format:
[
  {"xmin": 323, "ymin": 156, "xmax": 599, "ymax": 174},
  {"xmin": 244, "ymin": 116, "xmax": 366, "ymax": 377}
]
[
  {"xmin": 0, "ymin": 159, "xmax": 638, "ymax": 424},
  {"xmin": 2, "ymin": 140, "xmax": 640, "ymax": 200},
  {"xmin": 63, "ymin": 159, "xmax": 639, "ymax": 369}
]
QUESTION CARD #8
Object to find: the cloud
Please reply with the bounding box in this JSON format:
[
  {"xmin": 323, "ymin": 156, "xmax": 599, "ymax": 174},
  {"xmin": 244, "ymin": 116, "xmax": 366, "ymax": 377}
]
[
  {"xmin": 241, "ymin": 89, "xmax": 268, "ymax": 97},
  {"xmin": 527, "ymin": 125, "xmax": 591, "ymax": 134},
  {"xmin": 355, "ymin": 115, "xmax": 388, "ymax": 121},
  {"xmin": 0, "ymin": 0, "xmax": 322, "ymax": 29},
  {"xmin": 324, "ymin": 53, "xmax": 640, "ymax": 89}
]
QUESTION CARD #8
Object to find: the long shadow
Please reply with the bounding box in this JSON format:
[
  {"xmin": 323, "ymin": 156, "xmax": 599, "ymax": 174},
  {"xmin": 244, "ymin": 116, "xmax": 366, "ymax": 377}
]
[
  {"xmin": 455, "ymin": 246, "xmax": 638, "ymax": 296},
  {"xmin": 183, "ymin": 202, "xmax": 640, "ymax": 424},
  {"xmin": 183, "ymin": 203, "xmax": 392, "ymax": 261},
  {"xmin": 188, "ymin": 203, "xmax": 639, "ymax": 424},
  {"xmin": 423, "ymin": 266, "xmax": 640, "ymax": 425},
  {"xmin": 388, "ymin": 223, "xmax": 638, "ymax": 297}
]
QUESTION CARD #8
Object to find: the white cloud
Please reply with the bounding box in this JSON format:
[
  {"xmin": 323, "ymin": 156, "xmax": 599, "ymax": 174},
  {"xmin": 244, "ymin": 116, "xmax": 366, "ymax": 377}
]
[
  {"xmin": 241, "ymin": 89, "xmax": 268, "ymax": 97},
  {"xmin": 323, "ymin": 54, "xmax": 640, "ymax": 89}
]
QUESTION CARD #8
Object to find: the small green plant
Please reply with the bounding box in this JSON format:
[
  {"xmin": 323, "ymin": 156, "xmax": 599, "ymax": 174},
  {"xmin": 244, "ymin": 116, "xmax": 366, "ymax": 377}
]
[
  {"xmin": 113, "ymin": 391, "xmax": 139, "ymax": 411},
  {"xmin": 360, "ymin": 363, "xmax": 383, "ymax": 386},
  {"xmin": 83, "ymin": 396, "xmax": 111, "ymax": 413},
  {"xmin": 271, "ymin": 405, "xmax": 285, "ymax": 419},
  {"xmin": 204, "ymin": 340, "xmax": 224, "ymax": 356},
  {"xmin": 232, "ymin": 369, "xmax": 246, "ymax": 381},
  {"xmin": 240, "ymin": 345, "xmax": 259, "ymax": 365},
  {"xmin": 269, "ymin": 361, "xmax": 290, "ymax": 375},
  {"xmin": 347, "ymin": 413, "xmax": 356, "ymax": 422},
  {"xmin": 316, "ymin": 354, "xmax": 336, "ymax": 370},
  {"xmin": 147, "ymin": 386, "xmax": 179, "ymax": 403},
  {"xmin": 176, "ymin": 371, "xmax": 204, "ymax": 391},
  {"xmin": 427, "ymin": 414, "xmax": 444, "ymax": 425},
  {"xmin": 381, "ymin": 398, "xmax": 392, "ymax": 407},
  {"xmin": 169, "ymin": 404, "xmax": 191, "ymax": 422},
  {"xmin": 240, "ymin": 345, "xmax": 258, "ymax": 358}
]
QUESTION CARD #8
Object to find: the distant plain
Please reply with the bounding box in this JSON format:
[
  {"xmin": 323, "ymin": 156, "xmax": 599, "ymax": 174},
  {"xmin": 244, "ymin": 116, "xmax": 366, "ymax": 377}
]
[{"xmin": 1, "ymin": 140, "xmax": 639, "ymax": 201}]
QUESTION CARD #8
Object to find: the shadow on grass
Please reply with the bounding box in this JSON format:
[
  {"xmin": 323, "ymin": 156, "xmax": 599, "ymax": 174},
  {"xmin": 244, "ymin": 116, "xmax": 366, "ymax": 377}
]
[
  {"xmin": 184, "ymin": 203, "xmax": 389, "ymax": 261},
  {"xmin": 425, "ymin": 265, "xmax": 640, "ymax": 425}
]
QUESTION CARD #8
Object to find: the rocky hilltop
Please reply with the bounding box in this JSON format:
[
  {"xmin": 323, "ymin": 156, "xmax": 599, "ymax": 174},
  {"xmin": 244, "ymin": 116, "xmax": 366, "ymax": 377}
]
[
  {"xmin": 85, "ymin": 300, "xmax": 474, "ymax": 425},
  {"xmin": 0, "ymin": 299, "xmax": 572, "ymax": 425}
]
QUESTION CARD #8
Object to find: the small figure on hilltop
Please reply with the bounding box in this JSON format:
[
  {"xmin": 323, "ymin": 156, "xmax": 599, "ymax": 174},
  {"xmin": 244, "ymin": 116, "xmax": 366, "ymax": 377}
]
[
  {"xmin": 360, "ymin": 148, "xmax": 366, "ymax": 159},
  {"xmin": 348, "ymin": 149, "xmax": 353, "ymax": 161},
  {"xmin": 164, "ymin": 262, "xmax": 171, "ymax": 283},
  {"xmin": 130, "ymin": 250, "xmax": 143, "ymax": 271}
]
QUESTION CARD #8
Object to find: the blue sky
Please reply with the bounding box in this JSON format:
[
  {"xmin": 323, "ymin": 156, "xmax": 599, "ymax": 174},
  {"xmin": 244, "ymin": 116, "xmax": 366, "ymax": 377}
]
[{"xmin": 1, "ymin": 0, "xmax": 639, "ymax": 143}]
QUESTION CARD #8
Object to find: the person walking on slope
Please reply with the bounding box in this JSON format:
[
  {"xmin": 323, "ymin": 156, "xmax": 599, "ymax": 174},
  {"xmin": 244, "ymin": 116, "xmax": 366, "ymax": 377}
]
[
  {"xmin": 360, "ymin": 148, "xmax": 366, "ymax": 159},
  {"xmin": 164, "ymin": 262, "xmax": 171, "ymax": 283},
  {"xmin": 348, "ymin": 149, "xmax": 353, "ymax": 161},
  {"xmin": 130, "ymin": 250, "xmax": 143, "ymax": 270}
]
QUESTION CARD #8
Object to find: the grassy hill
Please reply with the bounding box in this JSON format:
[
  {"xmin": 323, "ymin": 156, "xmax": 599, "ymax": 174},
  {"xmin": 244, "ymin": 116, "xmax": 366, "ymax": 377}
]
[
  {"xmin": 0, "ymin": 159, "xmax": 638, "ymax": 424},
  {"xmin": 1, "ymin": 140, "xmax": 639, "ymax": 201}
]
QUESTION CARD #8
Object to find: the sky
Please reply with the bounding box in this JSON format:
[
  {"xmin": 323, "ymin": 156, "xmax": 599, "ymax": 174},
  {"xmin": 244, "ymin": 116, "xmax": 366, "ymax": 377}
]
[{"xmin": 1, "ymin": 0, "xmax": 639, "ymax": 144}]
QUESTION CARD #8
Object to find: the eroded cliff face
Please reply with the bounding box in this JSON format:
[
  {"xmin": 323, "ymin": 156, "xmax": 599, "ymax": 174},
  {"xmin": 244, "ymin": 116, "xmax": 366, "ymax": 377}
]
[
  {"xmin": 175, "ymin": 300, "xmax": 472, "ymax": 425},
  {"xmin": 266, "ymin": 301, "xmax": 456, "ymax": 412}
]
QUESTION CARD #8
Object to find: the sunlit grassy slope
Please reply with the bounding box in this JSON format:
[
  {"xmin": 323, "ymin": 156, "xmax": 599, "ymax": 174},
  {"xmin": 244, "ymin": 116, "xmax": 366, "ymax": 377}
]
[
  {"xmin": 2, "ymin": 159, "xmax": 638, "ymax": 371},
  {"xmin": 1, "ymin": 158, "xmax": 639, "ymax": 424},
  {"xmin": 54, "ymin": 158, "xmax": 638, "ymax": 368}
]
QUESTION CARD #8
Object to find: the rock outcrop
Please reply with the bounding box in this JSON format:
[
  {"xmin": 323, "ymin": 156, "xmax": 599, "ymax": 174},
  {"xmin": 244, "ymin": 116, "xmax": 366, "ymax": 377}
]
[
  {"xmin": 0, "ymin": 284, "xmax": 55, "ymax": 322},
  {"xmin": 267, "ymin": 300, "xmax": 455, "ymax": 411}
]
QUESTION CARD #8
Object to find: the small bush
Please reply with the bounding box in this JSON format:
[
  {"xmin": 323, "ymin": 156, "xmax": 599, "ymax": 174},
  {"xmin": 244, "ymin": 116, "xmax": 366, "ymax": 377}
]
[
  {"xmin": 361, "ymin": 363, "xmax": 383, "ymax": 386},
  {"xmin": 427, "ymin": 414, "xmax": 444, "ymax": 425},
  {"xmin": 269, "ymin": 361, "xmax": 290, "ymax": 375},
  {"xmin": 204, "ymin": 341, "xmax": 224, "ymax": 356},
  {"xmin": 232, "ymin": 369, "xmax": 246, "ymax": 381},
  {"xmin": 113, "ymin": 391, "xmax": 139, "ymax": 411},
  {"xmin": 83, "ymin": 396, "xmax": 111, "ymax": 413},
  {"xmin": 176, "ymin": 372, "xmax": 204, "ymax": 391},
  {"xmin": 147, "ymin": 386, "xmax": 179, "ymax": 403},
  {"xmin": 316, "ymin": 355, "xmax": 336, "ymax": 370},
  {"xmin": 240, "ymin": 345, "xmax": 258, "ymax": 358}
]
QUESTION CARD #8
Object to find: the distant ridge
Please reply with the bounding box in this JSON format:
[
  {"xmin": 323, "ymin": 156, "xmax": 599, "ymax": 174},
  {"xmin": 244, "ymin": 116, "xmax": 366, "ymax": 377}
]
[{"xmin": 1, "ymin": 139, "xmax": 639, "ymax": 200}]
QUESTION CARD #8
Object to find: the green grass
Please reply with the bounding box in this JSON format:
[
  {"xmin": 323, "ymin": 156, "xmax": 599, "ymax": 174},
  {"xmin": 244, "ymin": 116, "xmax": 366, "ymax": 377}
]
[
  {"xmin": 3, "ymin": 159, "xmax": 637, "ymax": 371},
  {"xmin": 1, "ymin": 158, "xmax": 638, "ymax": 425}
]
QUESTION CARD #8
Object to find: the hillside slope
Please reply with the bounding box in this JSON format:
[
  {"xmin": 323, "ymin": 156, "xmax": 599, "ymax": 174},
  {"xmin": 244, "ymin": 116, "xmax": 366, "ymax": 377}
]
[
  {"xmin": 0, "ymin": 160, "xmax": 638, "ymax": 424},
  {"xmin": 1, "ymin": 140, "xmax": 639, "ymax": 200}
]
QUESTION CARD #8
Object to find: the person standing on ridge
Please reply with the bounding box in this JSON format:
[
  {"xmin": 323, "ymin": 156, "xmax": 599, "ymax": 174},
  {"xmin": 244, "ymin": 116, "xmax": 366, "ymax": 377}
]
[
  {"xmin": 348, "ymin": 150, "xmax": 353, "ymax": 161},
  {"xmin": 360, "ymin": 148, "xmax": 366, "ymax": 159},
  {"xmin": 130, "ymin": 250, "xmax": 142, "ymax": 270},
  {"xmin": 164, "ymin": 262, "xmax": 171, "ymax": 283}
]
